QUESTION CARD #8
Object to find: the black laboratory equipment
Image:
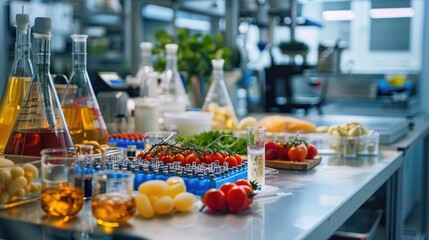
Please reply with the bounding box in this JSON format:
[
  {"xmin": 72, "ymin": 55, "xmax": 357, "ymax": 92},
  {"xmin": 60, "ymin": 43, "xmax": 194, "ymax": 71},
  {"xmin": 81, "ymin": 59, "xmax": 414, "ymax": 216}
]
[{"xmin": 92, "ymin": 72, "xmax": 139, "ymax": 97}]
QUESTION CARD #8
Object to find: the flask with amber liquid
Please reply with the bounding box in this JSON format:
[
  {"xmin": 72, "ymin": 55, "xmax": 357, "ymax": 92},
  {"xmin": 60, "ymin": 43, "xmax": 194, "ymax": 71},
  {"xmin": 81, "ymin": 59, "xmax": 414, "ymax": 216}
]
[
  {"xmin": 0, "ymin": 13, "xmax": 33, "ymax": 151},
  {"xmin": 62, "ymin": 34, "xmax": 109, "ymax": 145},
  {"xmin": 4, "ymin": 17, "xmax": 75, "ymax": 158}
]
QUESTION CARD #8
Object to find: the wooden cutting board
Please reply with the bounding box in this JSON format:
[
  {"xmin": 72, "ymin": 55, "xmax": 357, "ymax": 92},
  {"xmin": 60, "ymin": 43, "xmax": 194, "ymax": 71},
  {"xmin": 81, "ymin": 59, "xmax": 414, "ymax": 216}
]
[{"xmin": 265, "ymin": 156, "xmax": 321, "ymax": 171}]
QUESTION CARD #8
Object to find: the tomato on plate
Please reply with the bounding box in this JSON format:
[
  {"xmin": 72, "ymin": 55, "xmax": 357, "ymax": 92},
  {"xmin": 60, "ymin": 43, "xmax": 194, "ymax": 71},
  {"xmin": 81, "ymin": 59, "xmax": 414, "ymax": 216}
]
[
  {"xmin": 306, "ymin": 144, "xmax": 318, "ymax": 159},
  {"xmin": 276, "ymin": 142, "xmax": 290, "ymax": 160},
  {"xmin": 265, "ymin": 141, "xmax": 278, "ymax": 160},
  {"xmin": 203, "ymin": 189, "xmax": 226, "ymax": 212},
  {"xmin": 288, "ymin": 145, "xmax": 308, "ymax": 162}
]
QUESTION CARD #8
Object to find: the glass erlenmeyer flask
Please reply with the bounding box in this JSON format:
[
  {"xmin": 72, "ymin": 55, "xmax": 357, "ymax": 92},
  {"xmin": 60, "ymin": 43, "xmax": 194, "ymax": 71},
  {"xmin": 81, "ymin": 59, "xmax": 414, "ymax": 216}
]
[
  {"xmin": 136, "ymin": 42, "xmax": 154, "ymax": 97},
  {"xmin": 0, "ymin": 13, "xmax": 33, "ymax": 151},
  {"xmin": 160, "ymin": 43, "xmax": 190, "ymax": 108},
  {"xmin": 62, "ymin": 34, "xmax": 109, "ymax": 145},
  {"xmin": 202, "ymin": 59, "xmax": 238, "ymax": 130},
  {"xmin": 4, "ymin": 17, "xmax": 75, "ymax": 158}
]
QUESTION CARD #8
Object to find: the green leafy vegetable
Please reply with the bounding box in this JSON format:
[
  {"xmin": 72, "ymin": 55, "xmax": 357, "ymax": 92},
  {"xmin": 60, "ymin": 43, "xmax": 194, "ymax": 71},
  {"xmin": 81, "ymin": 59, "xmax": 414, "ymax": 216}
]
[{"xmin": 180, "ymin": 131, "xmax": 247, "ymax": 155}]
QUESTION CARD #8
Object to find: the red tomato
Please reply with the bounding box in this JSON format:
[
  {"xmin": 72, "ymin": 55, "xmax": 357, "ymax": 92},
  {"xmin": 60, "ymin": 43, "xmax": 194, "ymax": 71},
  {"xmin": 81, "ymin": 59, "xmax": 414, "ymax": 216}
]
[
  {"xmin": 224, "ymin": 156, "xmax": 238, "ymax": 167},
  {"xmin": 219, "ymin": 182, "xmax": 236, "ymax": 195},
  {"xmin": 173, "ymin": 154, "xmax": 186, "ymax": 166},
  {"xmin": 208, "ymin": 152, "xmax": 224, "ymax": 164},
  {"xmin": 306, "ymin": 144, "xmax": 318, "ymax": 159},
  {"xmin": 161, "ymin": 155, "xmax": 174, "ymax": 164},
  {"xmin": 235, "ymin": 179, "xmax": 253, "ymax": 190},
  {"xmin": 226, "ymin": 186, "xmax": 249, "ymax": 213},
  {"xmin": 185, "ymin": 154, "xmax": 200, "ymax": 165},
  {"xmin": 240, "ymin": 185, "xmax": 254, "ymax": 207},
  {"xmin": 288, "ymin": 145, "xmax": 308, "ymax": 161},
  {"xmin": 136, "ymin": 151, "xmax": 144, "ymax": 159},
  {"xmin": 276, "ymin": 142, "xmax": 290, "ymax": 160},
  {"xmin": 234, "ymin": 154, "xmax": 243, "ymax": 165},
  {"xmin": 203, "ymin": 189, "xmax": 226, "ymax": 212},
  {"xmin": 265, "ymin": 141, "xmax": 278, "ymax": 160}
]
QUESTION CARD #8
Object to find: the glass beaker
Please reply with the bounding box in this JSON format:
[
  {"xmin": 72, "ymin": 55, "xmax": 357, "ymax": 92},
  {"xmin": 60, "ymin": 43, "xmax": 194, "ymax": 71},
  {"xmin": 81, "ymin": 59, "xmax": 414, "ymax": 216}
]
[
  {"xmin": 4, "ymin": 17, "xmax": 75, "ymax": 158},
  {"xmin": 247, "ymin": 126, "xmax": 266, "ymax": 188},
  {"xmin": 136, "ymin": 42, "xmax": 155, "ymax": 97},
  {"xmin": 40, "ymin": 148, "xmax": 84, "ymax": 221},
  {"xmin": 159, "ymin": 43, "xmax": 190, "ymax": 109},
  {"xmin": 0, "ymin": 13, "xmax": 33, "ymax": 151},
  {"xmin": 202, "ymin": 59, "xmax": 238, "ymax": 130},
  {"xmin": 62, "ymin": 34, "xmax": 109, "ymax": 145},
  {"xmin": 91, "ymin": 170, "xmax": 136, "ymax": 227}
]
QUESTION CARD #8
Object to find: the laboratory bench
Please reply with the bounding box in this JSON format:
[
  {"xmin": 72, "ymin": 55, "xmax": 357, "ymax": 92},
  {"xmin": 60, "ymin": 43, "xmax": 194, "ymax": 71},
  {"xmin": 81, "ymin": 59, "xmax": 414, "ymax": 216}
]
[{"xmin": 0, "ymin": 113, "xmax": 428, "ymax": 240}]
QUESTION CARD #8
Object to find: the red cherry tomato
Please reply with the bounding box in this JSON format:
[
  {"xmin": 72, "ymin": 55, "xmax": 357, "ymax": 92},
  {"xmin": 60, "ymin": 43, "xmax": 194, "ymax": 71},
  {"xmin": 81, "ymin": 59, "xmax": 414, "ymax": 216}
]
[
  {"xmin": 219, "ymin": 182, "xmax": 236, "ymax": 195},
  {"xmin": 235, "ymin": 179, "xmax": 253, "ymax": 190},
  {"xmin": 208, "ymin": 152, "xmax": 224, "ymax": 164},
  {"xmin": 203, "ymin": 189, "xmax": 226, "ymax": 212},
  {"xmin": 224, "ymin": 156, "xmax": 238, "ymax": 167},
  {"xmin": 185, "ymin": 154, "xmax": 200, "ymax": 165},
  {"xmin": 288, "ymin": 145, "xmax": 308, "ymax": 161},
  {"xmin": 240, "ymin": 185, "xmax": 254, "ymax": 207},
  {"xmin": 173, "ymin": 154, "xmax": 186, "ymax": 166},
  {"xmin": 161, "ymin": 155, "xmax": 174, "ymax": 164},
  {"xmin": 234, "ymin": 154, "xmax": 243, "ymax": 165},
  {"xmin": 276, "ymin": 142, "xmax": 290, "ymax": 160},
  {"xmin": 265, "ymin": 141, "xmax": 278, "ymax": 160},
  {"xmin": 306, "ymin": 144, "xmax": 318, "ymax": 159},
  {"xmin": 226, "ymin": 186, "xmax": 249, "ymax": 213}
]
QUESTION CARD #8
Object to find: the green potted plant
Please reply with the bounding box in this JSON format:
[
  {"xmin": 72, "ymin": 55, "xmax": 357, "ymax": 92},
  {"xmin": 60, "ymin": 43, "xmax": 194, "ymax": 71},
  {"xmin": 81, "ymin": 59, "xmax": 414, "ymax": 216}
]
[
  {"xmin": 152, "ymin": 29, "xmax": 239, "ymax": 107},
  {"xmin": 278, "ymin": 40, "xmax": 309, "ymax": 58}
]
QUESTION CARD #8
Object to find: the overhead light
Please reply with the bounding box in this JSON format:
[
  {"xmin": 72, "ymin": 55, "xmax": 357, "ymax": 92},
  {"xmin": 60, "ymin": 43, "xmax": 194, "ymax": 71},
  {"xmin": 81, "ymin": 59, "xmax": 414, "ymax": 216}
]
[
  {"xmin": 369, "ymin": 8, "xmax": 415, "ymax": 19},
  {"xmin": 175, "ymin": 18, "xmax": 211, "ymax": 32},
  {"xmin": 323, "ymin": 10, "xmax": 355, "ymax": 21}
]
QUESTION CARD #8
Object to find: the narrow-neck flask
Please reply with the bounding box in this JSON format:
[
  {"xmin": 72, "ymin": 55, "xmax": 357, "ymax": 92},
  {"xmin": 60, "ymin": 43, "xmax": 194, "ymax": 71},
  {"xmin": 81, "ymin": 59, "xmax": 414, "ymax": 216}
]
[
  {"xmin": 4, "ymin": 17, "xmax": 75, "ymax": 158},
  {"xmin": 202, "ymin": 59, "xmax": 238, "ymax": 130},
  {"xmin": 136, "ymin": 42, "xmax": 154, "ymax": 97},
  {"xmin": 160, "ymin": 44, "xmax": 190, "ymax": 108},
  {"xmin": 0, "ymin": 13, "xmax": 33, "ymax": 151},
  {"xmin": 62, "ymin": 34, "xmax": 109, "ymax": 145}
]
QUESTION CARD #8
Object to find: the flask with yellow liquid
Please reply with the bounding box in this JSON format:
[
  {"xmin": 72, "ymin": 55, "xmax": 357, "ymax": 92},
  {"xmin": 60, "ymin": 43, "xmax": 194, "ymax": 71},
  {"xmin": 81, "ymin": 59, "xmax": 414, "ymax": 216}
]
[
  {"xmin": 61, "ymin": 34, "xmax": 109, "ymax": 145},
  {"xmin": 0, "ymin": 13, "xmax": 33, "ymax": 151}
]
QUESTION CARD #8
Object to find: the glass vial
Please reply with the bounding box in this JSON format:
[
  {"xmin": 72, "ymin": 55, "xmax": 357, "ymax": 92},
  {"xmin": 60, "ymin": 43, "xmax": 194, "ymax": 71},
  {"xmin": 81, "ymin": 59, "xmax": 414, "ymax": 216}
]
[
  {"xmin": 4, "ymin": 17, "xmax": 75, "ymax": 158},
  {"xmin": 62, "ymin": 34, "xmax": 109, "ymax": 145},
  {"xmin": 160, "ymin": 43, "xmax": 190, "ymax": 108},
  {"xmin": 0, "ymin": 13, "xmax": 33, "ymax": 151},
  {"xmin": 136, "ymin": 42, "xmax": 155, "ymax": 97},
  {"xmin": 202, "ymin": 59, "xmax": 238, "ymax": 130}
]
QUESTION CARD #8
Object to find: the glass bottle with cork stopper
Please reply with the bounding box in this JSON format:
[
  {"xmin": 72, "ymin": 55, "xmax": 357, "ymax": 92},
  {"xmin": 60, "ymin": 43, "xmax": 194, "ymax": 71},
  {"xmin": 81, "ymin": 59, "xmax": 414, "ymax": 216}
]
[
  {"xmin": 4, "ymin": 17, "xmax": 75, "ymax": 159},
  {"xmin": 61, "ymin": 34, "xmax": 109, "ymax": 145},
  {"xmin": 202, "ymin": 59, "xmax": 238, "ymax": 130},
  {"xmin": 0, "ymin": 12, "xmax": 33, "ymax": 151}
]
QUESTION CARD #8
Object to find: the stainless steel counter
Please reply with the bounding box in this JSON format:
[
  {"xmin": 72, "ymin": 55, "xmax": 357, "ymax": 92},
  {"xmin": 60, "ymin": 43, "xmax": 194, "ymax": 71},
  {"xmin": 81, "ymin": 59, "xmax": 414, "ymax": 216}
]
[
  {"xmin": 0, "ymin": 151, "xmax": 403, "ymax": 240},
  {"xmin": 1, "ymin": 113, "xmax": 429, "ymax": 240}
]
